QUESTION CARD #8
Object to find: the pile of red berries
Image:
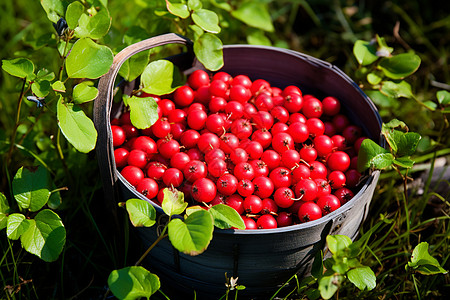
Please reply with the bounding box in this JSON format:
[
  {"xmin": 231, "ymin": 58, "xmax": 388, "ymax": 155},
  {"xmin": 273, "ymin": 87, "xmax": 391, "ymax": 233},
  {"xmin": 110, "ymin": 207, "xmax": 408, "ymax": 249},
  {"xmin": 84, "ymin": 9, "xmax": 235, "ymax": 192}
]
[{"xmin": 111, "ymin": 70, "xmax": 367, "ymax": 229}]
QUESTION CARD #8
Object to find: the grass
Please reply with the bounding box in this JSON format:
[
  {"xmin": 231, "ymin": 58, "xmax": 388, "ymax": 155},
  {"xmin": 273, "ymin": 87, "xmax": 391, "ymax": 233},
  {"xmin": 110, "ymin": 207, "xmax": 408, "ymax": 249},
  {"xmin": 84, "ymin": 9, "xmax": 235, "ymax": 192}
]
[{"xmin": 1, "ymin": 0, "xmax": 449, "ymax": 299}]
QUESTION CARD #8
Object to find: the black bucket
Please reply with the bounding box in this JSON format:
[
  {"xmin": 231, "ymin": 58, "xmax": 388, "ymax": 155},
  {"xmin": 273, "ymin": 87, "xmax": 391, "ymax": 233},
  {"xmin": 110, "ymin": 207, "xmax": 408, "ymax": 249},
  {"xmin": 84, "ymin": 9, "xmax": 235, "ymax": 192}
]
[{"xmin": 94, "ymin": 33, "xmax": 382, "ymax": 299}]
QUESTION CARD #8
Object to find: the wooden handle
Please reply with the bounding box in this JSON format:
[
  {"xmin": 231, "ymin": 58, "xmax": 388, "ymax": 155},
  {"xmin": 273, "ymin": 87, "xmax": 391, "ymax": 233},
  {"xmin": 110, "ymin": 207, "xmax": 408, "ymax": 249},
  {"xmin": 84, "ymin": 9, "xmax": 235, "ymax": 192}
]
[{"xmin": 93, "ymin": 33, "xmax": 193, "ymax": 206}]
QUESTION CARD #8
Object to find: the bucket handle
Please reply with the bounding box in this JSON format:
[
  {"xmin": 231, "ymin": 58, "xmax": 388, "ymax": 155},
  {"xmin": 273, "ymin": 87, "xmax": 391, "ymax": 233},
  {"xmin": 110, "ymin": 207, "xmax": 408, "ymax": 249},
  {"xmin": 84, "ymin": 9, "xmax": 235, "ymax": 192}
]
[{"xmin": 93, "ymin": 33, "xmax": 193, "ymax": 205}]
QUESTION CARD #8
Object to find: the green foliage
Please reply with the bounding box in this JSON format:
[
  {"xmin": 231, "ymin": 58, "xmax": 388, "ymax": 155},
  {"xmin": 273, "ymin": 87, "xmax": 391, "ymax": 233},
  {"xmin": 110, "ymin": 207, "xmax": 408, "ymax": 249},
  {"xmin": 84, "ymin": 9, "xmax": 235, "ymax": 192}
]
[
  {"xmin": 108, "ymin": 266, "xmax": 160, "ymax": 300},
  {"xmin": 407, "ymin": 242, "xmax": 448, "ymax": 275}
]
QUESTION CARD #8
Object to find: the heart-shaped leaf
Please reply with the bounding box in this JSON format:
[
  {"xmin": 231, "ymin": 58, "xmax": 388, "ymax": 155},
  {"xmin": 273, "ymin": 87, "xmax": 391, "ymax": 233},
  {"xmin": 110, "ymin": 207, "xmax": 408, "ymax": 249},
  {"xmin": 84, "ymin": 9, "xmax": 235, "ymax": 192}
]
[
  {"xmin": 194, "ymin": 33, "xmax": 224, "ymax": 71},
  {"xmin": 192, "ymin": 9, "xmax": 221, "ymax": 33},
  {"xmin": 12, "ymin": 166, "xmax": 52, "ymax": 212},
  {"xmin": 161, "ymin": 188, "xmax": 187, "ymax": 217},
  {"xmin": 379, "ymin": 53, "xmax": 421, "ymax": 79},
  {"xmin": 6, "ymin": 213, "xmax": 30, "ymax": 240},
  {"xmin": 20, "ymin": 209, "xmax": 66, "ymax": 262},
  {"xmin": 2, "ymin": 58, "xmax": 35, "ymax": 79},
  {"xmin": 231, "ymin": 2, "xmax": 274, "ymax": 32},
  {"xmin": 168, "ymin": 209, "xmax": 214, "ymax": 255},
  {"xmin": 66, "ymin": 38, "xmax": 113, "ymax": 79},
  {"xmin": 357, "ymin": 139, "xmax": 394, "ymax": 172},
  {"xmin": 125, "ymin": 199, "xmax": 156, "ymax": 227},
  {"xmin": 57, "ymin": 96, "xmax": 97, "ymax": 153},
  {"xmin": 108, "ymin": 266, "xmax": 160, "ymax": 300},
  {"xmin": 73, "ymin": 82, "xmax": 98, "ymax": 104},
  {"xmin": 52, "ymin": 80, "xmax": 66, "ymax": 92},
  {"xmin": 347, "ymin": 266, "xmax": 376, "ymax": 291},
  {"xmin": 127, "ymin": 95, "xmax": 159, "ymax": 129},
  {"xmin": 165, "ymin": 0, "xmax": 190, "ymax": 19},
  {"xmin": 141, "ymin": 60, "xmax": 184, "ymax": 95},
  {"xmin": 353, "ymin": 40, "xmax": 378, "ymax": 66},
  {"xmin": 209, "ymin": 204, "xmax": 245, "ymax": 229},
  {"xmin": 65, "ymin": 1, "xmax": 84, "ymax": 29}
]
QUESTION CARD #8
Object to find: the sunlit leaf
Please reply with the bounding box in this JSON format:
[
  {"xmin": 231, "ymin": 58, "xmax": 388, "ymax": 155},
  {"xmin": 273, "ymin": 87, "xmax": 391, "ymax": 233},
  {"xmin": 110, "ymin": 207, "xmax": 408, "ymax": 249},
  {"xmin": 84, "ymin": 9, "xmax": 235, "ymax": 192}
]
[
  {"xmin": 194, "ymin": 33, "xmax": 223, "ymax": 71},
  {"xmin": 353, "ymin": 40, "xmax": 378, "ymax": 66},
  {"xmin": 347, "ymin": 266, "xmax": 376, "ymax": 291},
  {"xmin": 326, "ymin": 235, "xmax": 352, "ymax": 255},
  {"xmin": 12, "ymin": 166, "xmax": 52, "ymax": 212},
  {"xmin": 41, "ymin": 0, "xmax": 67, "ymax": 23},
  {"xmin": 6, "ymin": 213, "xmax": 30, "ymax": 240},
  {"xmin": 0, "ymin": 193, "xmax": 10, "ymax": 230},
  {"xmin": 73, "ymin": 82, "xmax": 98, "ymax": 104},
  {"xmin": 125, "ymin": 198, "xmax": 156, "ymax": 227},
  {"xmin": 141, "ymin": 60, "xmax": 184, "ymax": 95},
  {"xmin": 407, "ymin": 242, "xmax": 448, "ymax": 275},
  {"xmin": 165, "ymin": 0, "xmax": 189, "ymax": 19},
  {"xmin": 231, "ymin": 1, "xmax": 274, "ymax": 32},
  {"xmin": 161, "ymin": 188, "xmax": 187, "ymax": 217},
  {"xmin": 127, "ymin": 96, "xmax": 159, "ymax": 129},
  {"xmin": 209, "ymin": 204, "xmax": 245, "ymax": 229},
  {"xmin": 192, "ymin": 9, "xmax": 221, "ymax": 33},
  {"xmin": 379, "ymin": 53, "xmax": 421, "ymax": 79},
  {"xmin": 2, "ymin": 58, "xmax": 35, "ymax": 79},
  {"xmin": 108, "ymin": 266, "xmax": 160, "ymax": 300},
  {"xmin": 437, "ymin": 90, "xmax": 450, "ymax": 106},
  {"xmin": 31, "ymin": 80, "xmax": 51, "ymax": 98},
  {"xmin": 357, "ymin": 139, "xmax": 394, "ymax": 172},
  {"xmin": 381, "ymin": 80, "xmax": 413, "ymax": 99},
  {"xmin": 319, "ymin": 273, "xmax": 343, "ymax": 299},
  {"xmin": 65, "ymin": 1, "xmax": 84, "ymax": 29}
]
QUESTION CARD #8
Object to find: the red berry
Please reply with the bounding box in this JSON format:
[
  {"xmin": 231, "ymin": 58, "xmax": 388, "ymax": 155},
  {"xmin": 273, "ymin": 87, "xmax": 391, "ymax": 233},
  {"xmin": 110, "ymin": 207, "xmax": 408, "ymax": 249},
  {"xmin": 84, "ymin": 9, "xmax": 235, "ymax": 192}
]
[
  {"xmin": 111, "ymin": 125, "xmax": 126, "ymax": 147},
  {"xmin": 298, "ymin": 202, "xmax": 322, "ymax": 223},
  {"xmin": 192, "ymin": 178, "xmax": 216, "ymax": 203},
  {"xmin": 188, "ymin": 70, "xmax": 210, "ymax": 89}
]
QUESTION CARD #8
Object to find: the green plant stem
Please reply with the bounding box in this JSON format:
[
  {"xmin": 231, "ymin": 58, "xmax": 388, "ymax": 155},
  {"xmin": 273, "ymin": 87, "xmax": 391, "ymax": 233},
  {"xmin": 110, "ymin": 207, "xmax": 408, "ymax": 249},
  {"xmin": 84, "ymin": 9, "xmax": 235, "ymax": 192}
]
[
  {"xmin": 412, "ymin": 274, "xmax": 422, "ymax": 300},
  {"xmin": 6, "ymin": 78, "xmax": 27, "ymax": 165},
  {"xmin": 134, "ymin": 226, "xmax": 168, "ymax": 267}
]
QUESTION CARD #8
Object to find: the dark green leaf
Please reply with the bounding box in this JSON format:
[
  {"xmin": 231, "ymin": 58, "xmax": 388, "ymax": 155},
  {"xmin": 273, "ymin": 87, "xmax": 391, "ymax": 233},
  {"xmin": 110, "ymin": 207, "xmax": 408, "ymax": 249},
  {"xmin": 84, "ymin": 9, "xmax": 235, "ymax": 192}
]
[
  {"xmin": 381, "ymin": 80, "xmax": 413, "ymax": 99},
  {"xmin": 108, "ymin": 266, "xmax": 160, "ymax": 300},
  {"xmin": 0, "ymin": 193, "xmax": 10, "ymax": 230},
  {"xmin": 65, "ymin": 1, "xmax": 84, "ymax": 29},
  {"xmin": 12, "ymin": 166, "xmax": 51, "ymax": 212},
  {"xmin": 48, "ymin": 190, "xmax": 62, "ymax": 210},
  {"xmin": 437, "ymin": 90, "xmax": 450, "ymax": 106},
  {"xmin": 165, "ymin": 0, "xmax": 190, "ymax": 19},
  {"xmin": 66, "ymin": 38, "xmax": 113, "ymax": 79},
  {"xmin": 326, "ymin": 235, "xmax": 352, "ymax": 255},
  {"xmin": 311, "ymin": 250, "xmax": 324, "ymax": 279},
  {"xmin": 353, "ymin": 40, "xmax": 378, "ymax": 66},
  {"xmin": 357, "ymin": 139, "xmax": 394, "ymax": 172},
  {"xmin": 141, "ymin": 60, "xmax": 184, "ymax": 95},
  {"xmin": 194, "ymin": 33, "xmax": 224, "ymax": 71},
  {"xmin": 379, "ymin": 53, "xmax": 421, "ymax": 79},
  {"xmin": 125, "ymin": 199, "xmax": 156, "ymax": 227},
  {"xmin": 123, "ymin": 26, "xmax": 149, "ymax": 46},
  {"xmin": 2, "ymin": 58, "xmax": 35, "ymax": 79},
  {"xmin": 161, "ymin": 188, "xmax": 187, "ymax": 217},
  {"xmin": 168, "ymin": 209, "xmax": 214, "ymax": 255},
  {"xmin": 347, "ymin": 266, "xmax": 376, "ymax": 291},
  {"xmin": 20, "ymin": 209, "xmax": 66, "ymax": 262},
  {"xmin": 73, "ymin": 82, "xmax": 98, "ymax": 104},
  {"xmin": 119, "ymin": 50, "xmax": 150, "ymax": 82},
  {"xmin": 231, "ymin": 2, "xmax": 274, "ymax": 32},
  {"xmin": 127, "ymin": 96, "xmax": 159, "ymax": 129},
  {"xmin": 209, "ymin": 204, "xmax": 245, "ymax": 229},
  {"xmin": 6, "ymin": 213, "xmax": 30, "ymax": 240},
  {"xmin": 192, "ymin": 9, "xmax": 221, "ymax": 33},
  {"xmin": 57, "ymin": 96, "xmax": 97, "ymax": 153},
  {"xmin": 319, "ymin": 274, "xmax": 343, "ymax": 299},
  {"xmin": 397, "ymin": 132, "xmax": 421, "ymax": 157},
  {"xmin": 31, "ymin": 80, "xmax": 51, "ymax": 98}
]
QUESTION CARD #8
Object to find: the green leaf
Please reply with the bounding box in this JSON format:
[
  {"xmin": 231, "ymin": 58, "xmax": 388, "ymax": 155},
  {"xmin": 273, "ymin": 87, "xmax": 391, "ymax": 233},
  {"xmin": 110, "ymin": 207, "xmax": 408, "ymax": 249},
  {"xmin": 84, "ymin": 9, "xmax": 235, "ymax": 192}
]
[
  {"xmin": 326, "ymin": 235, "xmax": 352, "ymax": 255},
  {"xmin": 192, "ymin": 9, "xmax": 221, "ymax": 34},
  {"xmin": 48, "ymin": 190, "xmax": 62, "ymax": 210},
  {"xmin": 394, "ymin": 157, "xmax": 415, "ymax": 168},
  {"xmin": 357, "ymin": 139, "xmax": 394, "ymax": 172},
  {"xmin": 161, "ymin": 188, "xmax": 187, "ymax": 217},
  {"xmin": 57, "ymin": 96, "xmax": 97, "ymax": 153},
  {"xmin": 36, "ymin": 69, "xmax": 55, "ymax": 81},
  {"xmin": 319, "ymin": 274, "xmax": 343, "ymax": 299},
  {"xmin": 6, "ymin": 214, "xmax": 30, "ymax": 240},
  {"xmin": 353, "ymin": 40, "xmax": 378, "ymax": 66},
  {"xmin": 12, "ymin": 166, "xmax": 51, "ymax": 212},
  {"xmin": 437, "ymin": 90, "xmax": 450, "ymax": 106},
  {"xmin": 108, "ymin": 266, "xmax": 160, "ymax": 300},
  {"xmin": 397, "ymin": 132, "xmax": 421, "ymax": 157},
  {"xmin": 66, "ymin": 38, "xmax": 114, "ymax": 79},
  {"xmin": 347, "ymin": 266, "xmax": 376, "ymax": 291},
  {"xmin": 375, "ymin": 35, "xmax": 394, "ymax": 56},
  {"xmin": 41, "ymin": 0, "xmax": 67, "ymax": 23},
  {"xmin": 209, "ymin": 204, "xmax": 245, "ymax": 229},
  {"xmin": 0, "ymin": 193, "xmax": 10, "ymax": 230},
  {"xmin": 74, "ymin": 7, "xmax": 111, "ymax": 39},
  {"xmin": 73, "ymin": 82, "xmax": 98, "ymax": 104},
  {"xmin": 125, "ymin": 199, "xmax": 156, "ymax": 227},
  {"xmin": 365, "ymin": 90, "xmax": 396, "ymax": 108},
  {"xmin": 210, "ymin": 0, "xmax": 231, "ymax": 11},
  {"xmin": 127, "ymin": 96, "xmax": 159, "ymax": 129},
  {"xmin": 168, "ymin": 209, "xmax": 214, "ymax": 255},
  {"xmin": 247, "ymin": 30, "xmax": 272, "ymax": 46},
  {"xmin": 20, "ymin": 209, "xmax": 66, "ymax": 262},
  {"xmin": 422, "ymin": 101, "xmax": 437, "ymax": 111},
  {"xmin": 381, "ymin": 80, "xmax": 413, "ymax": 99},
  {"xmin": 366, "ymin": 72, "xmax": 382, "ymax": 85},
  {"xmin": 188, "ymin": 0, "xmax": 202, "ymax": 11},
  {"xmin": 311, "ymin": 250, "xmax": 324, "ymax": 279},
  {"xmin": 65, "ymin": 1, "xmax": 84, "ymax": 29},
  {"xmin": 383, "ymin": 119, "xmax": 408, "ymax": 130},
  {"xmin": 165, "ymin": 0, "xmax": 190, "ymax": 19},
  {"xmin": 141, "ymin": 60, "xmax": 184, "ymax": 95},
  {"xmin": 52, "ymin": 80, "xmax": 66, "ymax": 92},
  {"xmin": 231, "ymin": 1, "xmax": 274, "ymax": 32},
  {"xmin": 379, "ymin": 53, "xmax": 421, "ymax": 79},
  {"xmin": 2, "ymin": 58, "xmax": 35, "ymax": 79},
  {"xmin": 407, "ymin": 242, "xmax": 448, "ymax": 275},
  {"xmin": 119, "ymin": 50, "xmax": 151, "ymax": 83},
  {"xmin": 123, "ymin": 26, "xmax": 149, "ymax": 46},
  {"xmin": 31, "ymin": 80, "xmax": 51, "ymax": 98},
  {"xmin": 194, "ymin": 33, "xmax": 224, "ymax": 71}
]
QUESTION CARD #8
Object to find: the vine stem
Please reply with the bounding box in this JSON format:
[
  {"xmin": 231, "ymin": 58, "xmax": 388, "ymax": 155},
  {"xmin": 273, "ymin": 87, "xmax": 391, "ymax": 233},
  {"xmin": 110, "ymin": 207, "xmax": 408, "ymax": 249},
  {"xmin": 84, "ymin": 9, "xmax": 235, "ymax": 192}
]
[
  {"xmin": 6, "ymin": 78, "xmax": 28, "ymax": 165},
  {"xmin": 134, "ymin": 225, "xmax": 169, "ymax": 266}
]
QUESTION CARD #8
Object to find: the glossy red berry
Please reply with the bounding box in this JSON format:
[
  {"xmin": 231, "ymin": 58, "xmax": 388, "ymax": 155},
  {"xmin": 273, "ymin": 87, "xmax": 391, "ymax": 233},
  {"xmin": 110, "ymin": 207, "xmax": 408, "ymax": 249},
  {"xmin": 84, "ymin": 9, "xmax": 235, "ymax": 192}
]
[
  {"xmin": 298, "ymin": 202, "xmax": 322, "ymax": 223},
  {"xmin": 256, "ymin": 214, "xmax": 277, "ymax": 229},
  {"xmin": 192, "ymin": 178, "xmax": 216, "ymax": 203}
]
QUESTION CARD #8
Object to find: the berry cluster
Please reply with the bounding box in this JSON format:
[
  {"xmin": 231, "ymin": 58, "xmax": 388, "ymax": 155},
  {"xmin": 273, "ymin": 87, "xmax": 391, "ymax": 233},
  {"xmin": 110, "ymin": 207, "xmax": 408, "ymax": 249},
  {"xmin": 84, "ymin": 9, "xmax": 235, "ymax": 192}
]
[{"xmin": 111, "ymin": 70, "xmax": 367, "ymax": 229}]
